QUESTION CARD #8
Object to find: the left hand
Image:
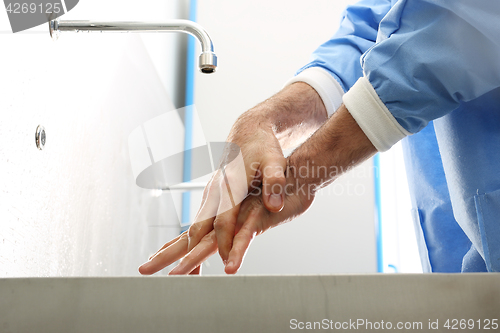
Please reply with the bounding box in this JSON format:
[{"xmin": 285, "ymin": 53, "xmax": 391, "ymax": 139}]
[{"xmin": 138, "ymin": 167, "xmax": 315, "ymax": 275}]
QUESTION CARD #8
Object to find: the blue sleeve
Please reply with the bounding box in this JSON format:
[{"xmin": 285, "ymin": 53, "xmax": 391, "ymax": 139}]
[
  {"xmin": 362, "ymin": 0, "xmax": 500, "ymax": 133},
  {"xmin": 298, "ymin": 0, "xmax": 393, "ymax": 92}
]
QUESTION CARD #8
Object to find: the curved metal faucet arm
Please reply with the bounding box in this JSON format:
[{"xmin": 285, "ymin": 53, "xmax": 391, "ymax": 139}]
[
  {"xmin": 54, "ymin": 20, "xmax": 214, "ymax": 53},
  {"xmin": 49, "ymin": 19, "xmax": 217, "ymax": 73}
]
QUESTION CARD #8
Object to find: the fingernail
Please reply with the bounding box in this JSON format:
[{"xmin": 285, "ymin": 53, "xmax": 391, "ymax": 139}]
[
  {"xmin": 269, "ymin": 193, "xmax": 282, "ymax": 208},
  {"xmin": 226, "ymin": 261, "xmax": 234, "ymax": 269},
  {"xmin": 169, "ymin": 267, "xmax": 180, "ymax": 275},
  {"xmin": 223, "ymin": 260, "xmax": 228, "ymax": 266},
  {"xmin": 169, "ymin": 261, "xmax": 185, "ymax": 275},
  {"xmin": 138, "ymin": 262, "xmax": 149, "ymax": 274}
]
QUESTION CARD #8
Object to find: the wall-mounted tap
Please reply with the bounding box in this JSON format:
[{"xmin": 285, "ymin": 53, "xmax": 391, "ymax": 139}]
[{"xmin": 49, "ymin": 19, "xmax": 217, "ymax": 74}]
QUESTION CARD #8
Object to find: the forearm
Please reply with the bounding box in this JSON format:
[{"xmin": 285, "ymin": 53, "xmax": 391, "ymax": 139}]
[
  {"xmin": 229, "ymin": 82, "xmax": 328, "ymax": 149},
  {"xmin": 288, "ymin": 103, "xmax": 376, "ymax": 193}
]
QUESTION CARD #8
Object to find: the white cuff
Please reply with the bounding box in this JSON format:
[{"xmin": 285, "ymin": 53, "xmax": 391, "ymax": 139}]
[
  {"xmin": 343, "ymin": 77, "xmax": 411, "ymax": 152},
  {"xmin": 284, "ymin": 67, "xmax": 344, "ymax": 117}
]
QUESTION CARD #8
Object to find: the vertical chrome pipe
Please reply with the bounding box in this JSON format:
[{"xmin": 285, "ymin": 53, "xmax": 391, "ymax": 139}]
[{"xmin": 49, "ymin": 19, "xmax": 217, "ymax": 73}]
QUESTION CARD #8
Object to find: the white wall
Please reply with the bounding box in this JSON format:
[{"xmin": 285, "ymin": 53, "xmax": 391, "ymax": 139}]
[
  {"xmin": 193, "ymin": 0, "xmax": 378, "ymax": 274},
  {"xmin": 0, "ymin": 0, "xmax": 189, "ymax": 276}
]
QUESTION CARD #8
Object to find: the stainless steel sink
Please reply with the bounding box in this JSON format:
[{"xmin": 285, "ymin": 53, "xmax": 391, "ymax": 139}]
[{"xmin": 1, "ymin": 274, "xmax": 499, "ymax": 332}]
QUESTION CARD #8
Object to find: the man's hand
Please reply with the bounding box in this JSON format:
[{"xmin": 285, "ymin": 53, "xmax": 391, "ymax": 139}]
[
  {"xmin": 139, "ymin": 104, "xmax": 376, "ymax": 275},
  {"xmin": 138, "ymin": 154, "xmax": 316, "ymax": 276},
  {"xmin": 139, "ymin": 82, "xmax": 328, "ymax": 275}
]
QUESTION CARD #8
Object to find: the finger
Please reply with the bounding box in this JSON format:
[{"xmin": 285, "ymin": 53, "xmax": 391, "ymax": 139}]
[
  {"xmin": 169, "ymin": 230, "xmax": 218, "ymax": 275},
  {"xmin": 213, "ymin": 203, "xmax": 240, "ymax": 264},
  {"xmin": 261, "ymin": 154, "xmax": 287, "ymax": 212},
  {"xmin": 213, "ymin": 165, "xmax": 245, "ymax": 263},
  {"xmin": 187, "ymin": 175, "xmax": 221, "ymax": 251},
  {"xmin": 213, "ymin": 153, "xmax": 250, "ymax": 263},
  {"xmin": 192, "ymin": 173, "xmax": 221, "ymax": 224},
  {"xmin": 225, "ymin": 207, "xmax": 262, "ymax": 274},
  {"xmin": 223, "ymin": 150, "xmax": 251, "ymax": 207},
  {"xmin": 224, "ymin": 224, "xmax": 258, "ymax": 275},
  {"xmin": 188, "ymin": 216, "xmax": 215, "ymax": 252},
  {"xmin": 138, "ymin": 232, "xmax": 189, "ymax": 275},
  {"xmin": 189, "ymin": 265, "xmax": 201, "ymax": 275},
  {"xmin": 148, "ymin": 233, "xmax": 183, "ymax": 261}
]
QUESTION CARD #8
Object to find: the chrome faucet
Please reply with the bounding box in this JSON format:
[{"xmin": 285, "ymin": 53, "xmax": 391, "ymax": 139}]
[{"xmin": 49, "ymin": 19, "xmax": 217, "ymax": 74}]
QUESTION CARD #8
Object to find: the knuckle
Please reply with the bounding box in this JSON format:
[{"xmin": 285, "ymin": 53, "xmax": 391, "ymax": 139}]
[
  {"xmin": 266, "ymin": 173, "xmax": 286, "ymax": 184},
  {"xmin": 208, "ymin": 178, "xmax": 219, "ymax": 193},
  {"xmin": 275, "ymin": 154, "xmax": 287, "ymax": 165},
  {"xmin": 264, "ymin": 152, "xmax": 285, "ymax": 165},
  {"xmin": 188, "ymin": 225, "xmax": 196, "ymax": 235},
  {"xmin": 262, "ymin": 165, "xmax": 286, "ymax": 182},
  {"xmin": 213, "ymin": 218, "xmax": 226, "ymax": 232},
  {"xmin": 188, "ymin": 223, "xmax": 200, "ymax": 238},
  {"xmin": 180, "ymin": 231, "xmax": 189, "ymax": 241},
  {"xmin": 249, "ymin": 195, "xmax": 264, "ymax": 210},
  {"xmin": 264, "ymin": 173, "xmax": 286, "ymax": 192},
  {"xmin": 202, "ymin": 231, "xmax": 217, "ymax": 243},
  {"xmin": 201, "ymin": 186, "xmax": 210, "ymax": 199},
  {"xmin": 219, "ymin": 177, "xmax": 229, "ymax": 190},
  {"xmin": 221, "ymin": 171, "xmax": 239, "ymax": 189}
]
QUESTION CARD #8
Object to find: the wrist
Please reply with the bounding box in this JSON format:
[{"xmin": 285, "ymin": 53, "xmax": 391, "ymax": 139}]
[
  {"xmin": 283, "ymin": 156, "xmax": 317, "ymax": 211},
  {"xmin": 286, "ymin": 152, "xmax": 325, "ymax": 196},
  {"xmin": 267, "ymin": 82, "xmax": 326, "ymax": 130},
  {"xmin": 285, "ymin": 67, "xmax": 344, "ymax": 117},
  {"xmin": 287, "ymin": 104, "xmax": 377, "ymax": 191},
  {"xmin": 227, "ymin": 107, "xmax": 273, "ymax": 143},
  {"xmin": 265, "ymin": 82, "xmax": 328, "ymax": 148},
  {"xmin": 228, "ymin": 82, "xmax": 327, "ymax": 147},
  {"xmin": 249, "ymin": 82, "xmax": 326, "ymax": 131}
]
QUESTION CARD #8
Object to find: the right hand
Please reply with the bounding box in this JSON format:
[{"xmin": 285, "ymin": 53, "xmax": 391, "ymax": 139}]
[
  {"xmin": 139, "ymin": 154, "xmax": 317, "ymax": 276},
  {"xmin": 186, "ymin": 111, "xmax": 288, "ymax": 270}
]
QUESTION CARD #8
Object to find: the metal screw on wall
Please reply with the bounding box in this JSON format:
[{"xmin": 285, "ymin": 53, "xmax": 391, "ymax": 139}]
[{"xmin": 35, "ymin": 125, "xmax": 46, "ymax": 150}]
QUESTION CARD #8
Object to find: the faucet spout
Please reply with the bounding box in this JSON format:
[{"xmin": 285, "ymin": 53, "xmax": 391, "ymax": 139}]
[{"xmin": 49, "ymin": 19, "xmax": 217, "ymax": 74}]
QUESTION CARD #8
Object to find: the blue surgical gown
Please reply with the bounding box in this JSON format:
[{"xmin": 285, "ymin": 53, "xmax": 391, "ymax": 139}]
[{"xmin": 296, "ymin": 0, "xmax": 500, "ymax": 272}]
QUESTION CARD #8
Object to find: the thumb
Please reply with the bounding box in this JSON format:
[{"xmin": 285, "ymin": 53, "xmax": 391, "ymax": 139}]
[{"xmin": 261, "ymin": 153, "xmax": 287, "ymax": 213}]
